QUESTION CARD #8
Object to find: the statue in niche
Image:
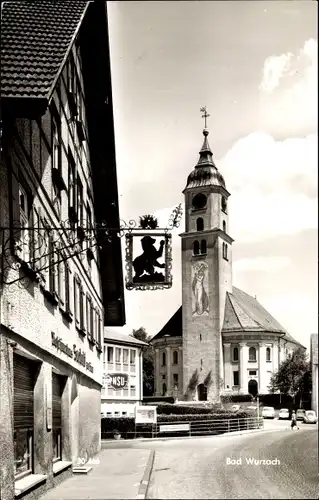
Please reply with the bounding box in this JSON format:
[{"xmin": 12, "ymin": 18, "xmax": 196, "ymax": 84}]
[
  {"xmin": 133, "ymin": 236, "xmax": 165, "ymax": 283},
  {"xmin": 192, "ymin": 261, "xmax": 209, "ymax": 315}
]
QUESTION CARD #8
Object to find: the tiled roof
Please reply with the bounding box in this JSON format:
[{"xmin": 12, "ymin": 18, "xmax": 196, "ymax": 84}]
[
  {"xmin": 104, "ymin": 328, "xmax": 148, "ymax": 347},
  {"xmin": 222, "ymin": 287, "xmax": 304, "ymax": 347},
  {"xmin": 1, "ymin": 0, "xmax": 88, "ymax": 98},
  {"xmin": 151, "ymin": 288, "xmax": 304, "ymax": 348},
  {"xmin": 150, "ymin": 306, "xmax": 183, "ymax": 342}
]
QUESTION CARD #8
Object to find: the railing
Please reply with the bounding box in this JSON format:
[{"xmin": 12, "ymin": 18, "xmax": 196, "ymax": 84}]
[{"xmin": 101, "ymin": 417, "xmax": 264, "ymax": 440}]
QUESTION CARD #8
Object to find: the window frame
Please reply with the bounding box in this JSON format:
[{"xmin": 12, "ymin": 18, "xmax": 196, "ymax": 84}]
[{"xmin": 248, "ymin": 346, "xmax": 257, "ymax": 362}]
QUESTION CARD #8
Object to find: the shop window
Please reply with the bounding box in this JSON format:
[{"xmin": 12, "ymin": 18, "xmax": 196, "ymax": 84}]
[
  {"xmin": 193, "ymin": 240, "xmax": 200, "ymax": 255},
  {"xmin": 233, "ymin": 346, "xmax": 239, "ymax": 362},
  {"xmin": 162, "ymin": 352, "xmax": 166, "ymax": 366},
  {"xmin": 266, "ymin": 347, "xmax": 271, "ymax": 362},
  {"xmin": 173, "ymin": 350, "xmax": 178, "ymax": 365},
  {"xmin": 52, "ymin": 373, "xmax": 64, "ymax": 463},
  {"xmin": 107, "ymin": 346, "xmax": 114, "ymax": 363},
  {"xmin": 249, "ymin": 346, "xmax": 257, "ymax": 362},
  {"xmin": 233, "ymin": 371, "xmax": 239, "ymax": 386},
  {"xmin": 200, "ymin": 239, "xmax": 207, "ymax": 254},
  {"xmin": 196, "ymin": 217, "xmax": 204, "ymax": 231}
]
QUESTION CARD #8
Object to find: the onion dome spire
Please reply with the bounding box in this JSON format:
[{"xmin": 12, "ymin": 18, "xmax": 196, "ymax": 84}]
[{"xmin": 184, "ymin": 106, "xmax": 226, "ymax": 190}]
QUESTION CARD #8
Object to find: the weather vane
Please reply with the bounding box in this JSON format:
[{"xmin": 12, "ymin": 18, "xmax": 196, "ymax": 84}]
[{"xmin": 200, "ymin": 106, "xmax": 210, "ymax": 128}]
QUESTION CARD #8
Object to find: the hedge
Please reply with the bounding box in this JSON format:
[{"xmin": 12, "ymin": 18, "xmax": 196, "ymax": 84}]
[
  {"xmin": 101, "ymin": 411, "xmax": 255, "ymax": 439},
  {"xmin": 155, "ymin": 404, "xmax": 229, "ymax": 415}
]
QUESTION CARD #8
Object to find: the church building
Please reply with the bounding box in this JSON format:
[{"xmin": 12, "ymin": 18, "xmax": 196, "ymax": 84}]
[{"xmin": 150, "ymin": 115, "xmax": 304, "ymax": 402}]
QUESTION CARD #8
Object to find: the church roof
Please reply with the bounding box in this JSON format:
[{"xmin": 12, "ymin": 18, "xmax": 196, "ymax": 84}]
[
  {"xmin": 184, "ymin": 129, "xmax": 226, "ymax": 191},
  {"xmin": 151, "ymin": 306, "xmax": 183, "ymax": 342},
  {"xmin": 150, "ymin": 288, "xmax": 304, "ymax": 348},
  {"xmin": 223, "ymin": 287, "xmax": 304, "ymax": 347}
]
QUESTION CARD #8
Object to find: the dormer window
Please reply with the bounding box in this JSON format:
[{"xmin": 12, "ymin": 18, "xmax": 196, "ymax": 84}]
[
  {"xmin": 196, "ymin": 217, "xmax": 204, "ymax": 231},
  {"xmin": 221, "ymin": 196, "xmax": 227, "ymax": 213}
]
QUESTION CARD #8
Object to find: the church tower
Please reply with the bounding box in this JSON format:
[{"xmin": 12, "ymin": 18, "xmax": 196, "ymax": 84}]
[{"xmin": 180, "ymin": 108, "xmax": 233, "ymax": 402}]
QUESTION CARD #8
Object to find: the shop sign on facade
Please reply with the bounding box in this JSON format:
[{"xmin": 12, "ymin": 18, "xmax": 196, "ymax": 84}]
[
  {"xmin": 51, "ymin": 332, "xmax": 94, "ymax": 373},
  {"xmin": 103, "ymin": 373, "xmax": 128, "ymax": 390},
  {"xmin": 135, "ymin": 405, "xmax": 157, "ymax": 424}
]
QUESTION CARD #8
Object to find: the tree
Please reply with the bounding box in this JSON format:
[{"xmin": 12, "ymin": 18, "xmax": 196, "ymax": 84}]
[
  {"xmin": 132, "ymin": 327, "xmax": 154, "ymax": 396},
  {"xmin": 268, "ymin": 348, "xmax": 312, "ymax": 406}
]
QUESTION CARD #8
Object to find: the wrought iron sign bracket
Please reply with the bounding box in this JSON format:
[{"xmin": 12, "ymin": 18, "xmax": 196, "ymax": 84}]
[{"xmin": 0, "ymin": 204, "xmax": 183, "ymax": 291}]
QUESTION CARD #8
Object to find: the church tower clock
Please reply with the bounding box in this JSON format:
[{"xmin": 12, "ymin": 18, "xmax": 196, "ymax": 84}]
[{"xmin": 180, "ymin": 107, "xmax": 234, "ymax": 402}]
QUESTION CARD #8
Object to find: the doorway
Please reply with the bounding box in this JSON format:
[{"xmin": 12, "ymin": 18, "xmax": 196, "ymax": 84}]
[
  {"xmin": 248, "ymin": 379, "xmax": 258, "ymax": 397},
  {"xmin": 197, "ymin": 383, "xmax": 207, "ymax": 401}
]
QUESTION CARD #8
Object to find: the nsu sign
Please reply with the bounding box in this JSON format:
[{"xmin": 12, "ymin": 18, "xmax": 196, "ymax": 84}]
[{"xmin": 103, "ymin": 373, "xmax": 128, "ymax": 390}]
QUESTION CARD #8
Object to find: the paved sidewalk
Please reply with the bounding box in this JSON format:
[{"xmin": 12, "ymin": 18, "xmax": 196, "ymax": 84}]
[{"xmin": 40, "ymin": 449, "xmax": 152, "ymax": 500}]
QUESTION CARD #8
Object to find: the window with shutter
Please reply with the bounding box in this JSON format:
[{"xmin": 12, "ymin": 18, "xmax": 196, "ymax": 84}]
[{"xmin": 13, "ymin": 354, "xmax": 37, "ymax": 479}]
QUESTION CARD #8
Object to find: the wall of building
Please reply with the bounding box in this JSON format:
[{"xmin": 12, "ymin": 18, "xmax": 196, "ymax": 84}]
[
  {"xmin": 101, "ymin": 343, "xmax": 143, "ymax": 416},
  {"xmin": 310, "ymin": 334, "xmax": 318, "ymax": 414},
  {"xmin": 0, "ymin": 38, "xmax": 104, "ymax": 500},
  {"xmin": 153, "ymin": 338, "xmax": 183, "ymax": 399}
]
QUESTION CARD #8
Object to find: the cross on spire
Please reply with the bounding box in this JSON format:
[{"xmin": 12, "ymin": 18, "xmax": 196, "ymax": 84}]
[{"xmin": 200, "ymin": 106, "xmax": 210, "ymax": 128}]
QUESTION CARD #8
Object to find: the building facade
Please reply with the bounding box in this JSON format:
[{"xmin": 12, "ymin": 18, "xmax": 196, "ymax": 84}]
[
  {"xmin": 101, "ymin": 330, "xmax": 147, "ymax": 417},
  {"xmin": 0, "ymin": 3, "xmax": 125, "ymax": 500},
  {"xmin": 310, "ymin": 334, "xmax": 318, "ymax": 414},
  {"xmin": 151, "ymin": 125, "xmax": 304, "ymax": 401}
]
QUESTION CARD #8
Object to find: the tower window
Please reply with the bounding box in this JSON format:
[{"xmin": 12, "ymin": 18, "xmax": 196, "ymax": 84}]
[
  {"xmin": 196, "ymin": 217, "xmax": 204, "ymax": 231},
  {"xmin": 200, "ymin": 333, "xmax": 202, "ymax": 342},
  {"xmin": 222, "ymin": 242, "xmax": 228, "ymax": 260},
  {"xmin": 193, "ymin": 240, "xmax": 200, "ymax": 255},
  {"xmin": 223, "ymin": 220, "xmax": 226, "ymax": 233},
  {"xmin": 162, "ymin": 352, "xmax": 166, "ymax": 366},
  {"xmin": 192, "ymin": 193, "xmax": 207, "ymax": 210},
  {"xmin": 249, "ymin": 347, "xmax": 257, "ymax": 362},
  {"xmin": 200, "ymin": 239, "xmax": 207, "ymax": 254},
  {"xmin": 173, "ymin": 350, "xmax": 178, "ymax": 365},
  {"xmin": 266, "ymin": 347, "xmax": 271, "ymax": 361},
  {"xmin": 221, "ymin": 197, "xmax": 227, "ymax": 213},
  {"xmin": 233, "ymin": 346, "xmax": 239, "ymax": 362}
]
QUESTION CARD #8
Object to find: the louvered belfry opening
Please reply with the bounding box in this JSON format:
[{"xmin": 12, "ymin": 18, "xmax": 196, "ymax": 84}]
[
  {"xmin": 13, "ymin": 354, "xmax": 37, "ymax": 479},
  {"xmin": 52, "ymin": 373, "xmax": 64, "ymax": 462}
]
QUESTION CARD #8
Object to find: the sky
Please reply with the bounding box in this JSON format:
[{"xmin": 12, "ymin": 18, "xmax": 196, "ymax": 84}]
[{"xmin": 107, "ymin": 1, "xmax": 318, "ymax": 351}]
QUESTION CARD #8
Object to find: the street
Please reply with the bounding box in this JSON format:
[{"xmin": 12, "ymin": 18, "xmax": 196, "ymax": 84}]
[{"xmin": 146, "ymin": 427, "xmax": 318, "ymax": 499}]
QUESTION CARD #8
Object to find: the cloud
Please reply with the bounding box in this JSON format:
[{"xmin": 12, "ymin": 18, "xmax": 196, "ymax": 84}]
[
  {"xmin": 259, "ymin": 38, "xmax": 318, "ymax": 133},
  {"xmin": 233, "ymin": 256, "xmax": 291, "ymax": 272},
  {"xmin": 260, "ymin": 52, "xmax": 293, "ymax": 92}
]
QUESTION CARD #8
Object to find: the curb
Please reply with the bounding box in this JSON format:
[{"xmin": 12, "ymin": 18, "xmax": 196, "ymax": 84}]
[{"xmin": 136, "ymin": 449, "xmax": 155, "ymax": 500}]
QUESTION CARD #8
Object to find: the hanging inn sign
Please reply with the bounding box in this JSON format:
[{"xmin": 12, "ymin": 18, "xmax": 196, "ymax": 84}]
[{"xmin": 0, "ymin": 204, "xmax": 182, "ymax": 292}]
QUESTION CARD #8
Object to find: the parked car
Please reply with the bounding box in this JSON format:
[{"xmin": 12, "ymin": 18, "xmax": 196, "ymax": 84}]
[
  {"xmin": 303, "ymin": 410, "xmax": 317, "ymax": 424},
  {"xmin": 262, "ymin": 406, "xmax": 275, "ymax": 419},
  {"xmin": 278, "ymin": 408, "xmax": 290, "ymax": 420},
  {"xmin": 296, "ymin": 409, "xmax": 306, "ymax": 421}
]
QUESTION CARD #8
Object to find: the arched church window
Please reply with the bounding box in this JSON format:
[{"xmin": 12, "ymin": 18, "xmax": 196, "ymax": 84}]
[
  {"xmin": 173, "ymin": 351, "xmax": 178, "ymax": 365},
  {"xmin": 162, "ymin": 383, "xmax": 167, "ymax": 396},
  {"xmin": 223, "ymin": 243, "xmax": 228, "ymax": 260},
  {"xmin": 196, "ymin": 217, "xmax": 204, "ymax": 231},
  {"xmin": 162, "ymin": 352, "xmax": 166, "ymax": 366},
  {"xmin": 223, "ymin": 220, "xmax": 226, "ymax": 233},
  {"xmin": 249, "ymin": 347, "xmax": 256, "ymax": 362},
  {"xmin": 200, "ymin": 239, "xmax": 207, "ymax": 254},
  {"xmin": 221, "ymin": 196, "xmax": 227, "ymax": 213},
  {"xmin": 233, "ymin": 346, "xmax": 239, "ymax": 362},
  {"xmin": 266, "ymin": 347, "xmax": 271, "ymax": 361},
  {"xmin": 193, "ymin": 240, "xmax": 200, "ymax": 255}
]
